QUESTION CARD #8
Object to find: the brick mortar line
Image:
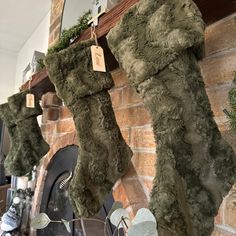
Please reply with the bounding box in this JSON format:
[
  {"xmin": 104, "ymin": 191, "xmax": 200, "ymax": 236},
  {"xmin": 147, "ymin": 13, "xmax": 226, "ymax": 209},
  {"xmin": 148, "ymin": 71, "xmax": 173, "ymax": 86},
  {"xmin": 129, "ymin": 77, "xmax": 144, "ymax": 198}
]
[
  {"xmin": 215, "ymin": 224, "xmax": 236, "ymax": 234},
  {"xmin": 138, "ymin": 176, "xmax": 151, "ymax": 201},
  {"xmin": 43, "ymin": 118, "xmax": 73, "ymax": 125},
  {"xmin": 114, "ymin": 102, "xmax": 145, "ymax": 110},
  {"xmin": 121, "ymin": 88, "xmax": 124, "ymax": 106},
  {"xmin": 111, "ymin": 84, "xmax": 128, "ymax": 90},
  {"xmin": 214, "ymin": 116, "xmax": 228, "ymax": 125},
  {"xmin": 139, "ymin": 176, "xmax": 155, "ymax": 181},
  {"xmin": 109, "ymin": 87, "xmax": 124, "ymax": 92},
  {"xmin": 122, "ymin": 177, "xmax": 141, "ymax": 182},
  {"xmin": 129, "ymin": 124, "xmax": 153, "ymax": 129},
  {"xmin": 126, "ymin": 202, "xmax": 148, "ymax": 209},
  {"xmin": 202, "ymin": 47, "xmax": 236, "ymax": 60},
  {"xmin": 56, "ymin": 117, "xmax": 74, "ymax": 121},
  {"xmin": 206, "ymin": 81, "xmax": 232, "ymax": 91},
  {"xmin": 113, "ymin": 179, "xmax": 122, "ymax": 190},
  {"xmin": 131, "ymin": 148, "xmax": 156, "ymax": 154},
  {"xmin": 222, "ymin": 196, "xmax": 226, "ymax": 225}
]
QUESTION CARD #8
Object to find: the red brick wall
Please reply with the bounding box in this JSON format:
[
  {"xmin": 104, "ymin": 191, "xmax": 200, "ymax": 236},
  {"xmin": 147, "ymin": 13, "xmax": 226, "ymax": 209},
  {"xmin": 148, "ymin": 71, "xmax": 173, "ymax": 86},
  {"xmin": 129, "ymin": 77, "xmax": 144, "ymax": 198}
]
[
  {"xmin": 34, "ymin": 1, "xmax": 236, "ymax": 235},
  {"xmin": 109, "ymin": 69, "xmax": 154, "ymax": 215},
  {"xmin": 39, "ymin": 71, "xmax": 153, "ymax": 217},
  {"xmin": 48, "ymin": 0, "xmax": 65, "ymax": 46},
  {"xmin": 201, "ymin": 14, "xmax": 236, "ymax": 236}
]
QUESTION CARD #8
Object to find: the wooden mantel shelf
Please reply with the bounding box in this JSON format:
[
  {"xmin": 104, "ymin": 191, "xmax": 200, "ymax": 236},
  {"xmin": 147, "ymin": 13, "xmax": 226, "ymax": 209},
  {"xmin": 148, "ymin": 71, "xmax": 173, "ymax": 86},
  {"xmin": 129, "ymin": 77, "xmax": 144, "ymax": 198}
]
[
  {"xmin": 20, "ymin": 0, "xmax": 236, "ymax": 99},
  {"xmin": 20, "ymin": 0, "xmax": 139, "ymax": 98},
  {"xmin": 20, "ymin": 68, "xmax": 55, "ymax": 99}
]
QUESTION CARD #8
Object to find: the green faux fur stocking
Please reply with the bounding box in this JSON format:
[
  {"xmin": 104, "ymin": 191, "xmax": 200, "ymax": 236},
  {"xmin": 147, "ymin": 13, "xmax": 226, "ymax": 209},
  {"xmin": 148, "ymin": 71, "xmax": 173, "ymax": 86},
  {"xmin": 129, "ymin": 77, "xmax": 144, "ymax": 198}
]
[
  {"xmin": 0, "ymin": 103, "xmax": 19, "ymax": 175},
  {"xmin": 45, "ymin": 39, "xmax": 132, "ymax": 217},
  {"xmin": 0, "ymin": 90, "xmax": 49, "ymax": 176},
  {"xmin": 107, "ymin": 0, "xmax": 236, "ymax": 235}
]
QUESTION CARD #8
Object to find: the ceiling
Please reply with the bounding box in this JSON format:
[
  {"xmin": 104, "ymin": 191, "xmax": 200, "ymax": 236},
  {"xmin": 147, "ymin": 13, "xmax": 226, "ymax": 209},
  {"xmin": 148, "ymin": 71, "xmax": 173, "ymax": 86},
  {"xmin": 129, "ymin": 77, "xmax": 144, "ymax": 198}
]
[{"xmin": 0, "ymin": 0, "xmax": 51, "ymax": 54}]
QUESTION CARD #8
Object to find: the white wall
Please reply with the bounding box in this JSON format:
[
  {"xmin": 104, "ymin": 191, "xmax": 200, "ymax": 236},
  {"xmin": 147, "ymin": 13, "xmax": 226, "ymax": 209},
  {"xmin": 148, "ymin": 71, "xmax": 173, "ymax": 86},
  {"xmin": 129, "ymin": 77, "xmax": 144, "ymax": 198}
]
[
  {"xmin": 14, "ymin": 11, "xmax": 50, "ymax": 91},
  {"xmin": 61, "ymin": 0, "xmax": 92, "ymax": 31},
  {"xmin": 0, "ymin": 49, "xmax": 17, "ymax": 103}
]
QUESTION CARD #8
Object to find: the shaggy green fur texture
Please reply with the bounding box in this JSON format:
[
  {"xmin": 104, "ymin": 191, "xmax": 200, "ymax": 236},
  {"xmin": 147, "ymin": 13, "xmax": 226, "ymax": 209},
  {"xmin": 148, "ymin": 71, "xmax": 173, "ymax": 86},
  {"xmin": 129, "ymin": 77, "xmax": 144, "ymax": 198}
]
[
  {"xmin": 44, "ymin": 39, "xmax": 133, "ymax": 218},
  {"xmin": 0, "ymin": 90, "xmax": 49, "ymax": 176},
  {"xmin": 107, "ymin": 0, "xmax": 236, "ymax": 235},
  {"xmin": 226, "ymin": 75, "xmax": 236, "ymax": 131}
]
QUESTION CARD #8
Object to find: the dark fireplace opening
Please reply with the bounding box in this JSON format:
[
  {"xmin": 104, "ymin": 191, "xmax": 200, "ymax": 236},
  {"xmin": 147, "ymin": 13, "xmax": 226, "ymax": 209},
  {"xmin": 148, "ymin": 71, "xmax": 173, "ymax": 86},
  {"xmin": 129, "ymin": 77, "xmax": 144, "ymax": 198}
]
[{"xmin": 38, "ymin": 145, "xmax": 119, "ymax": 236}]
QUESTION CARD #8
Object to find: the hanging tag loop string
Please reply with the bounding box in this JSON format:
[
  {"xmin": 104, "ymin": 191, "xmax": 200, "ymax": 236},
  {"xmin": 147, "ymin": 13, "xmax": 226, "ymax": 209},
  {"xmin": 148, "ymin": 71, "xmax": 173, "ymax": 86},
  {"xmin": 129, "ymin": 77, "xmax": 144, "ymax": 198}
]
[
  {"xmin": 91, "ymin": 24, "xmax": 99, "ymax": 46},
  {"xmin": 90, "ymin": 23, "xmax": 106, "ymax": 72},
  {"xmin": 28, "ymin": 62, "xmax": 33, "ymax": 92},
  {"xmin": 26, "ymin": 63, "xmax": 35, "ymax": 108},
  {"xmin": 28, "ymin": 77, "xmax": 32, "ymax": 92}
]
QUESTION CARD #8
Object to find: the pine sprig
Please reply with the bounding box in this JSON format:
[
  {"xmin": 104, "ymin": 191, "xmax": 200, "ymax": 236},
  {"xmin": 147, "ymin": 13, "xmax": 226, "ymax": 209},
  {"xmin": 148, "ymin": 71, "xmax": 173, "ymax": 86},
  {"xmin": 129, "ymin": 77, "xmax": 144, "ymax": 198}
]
[
  {"xmin": 37, "ymin": 58, "xmax": 46, "ymax": 70},
  {"xmin": 47, "ymin": 11, "xmax": 91, "ymax": 54},
  {"xmin": 229, "ymin": 87, "xmax": 236, "ymax": 111},
  {"xmin": 229, "ymin": 112, "xmax": 236, "ymax": 131}
]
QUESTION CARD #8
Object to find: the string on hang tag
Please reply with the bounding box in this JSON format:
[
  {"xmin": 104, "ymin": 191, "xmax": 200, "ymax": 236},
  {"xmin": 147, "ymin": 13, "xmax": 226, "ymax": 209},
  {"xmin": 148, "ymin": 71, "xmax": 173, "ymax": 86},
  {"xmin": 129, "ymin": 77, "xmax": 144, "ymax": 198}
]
[
  {"xmin": 26, "ymin": 76, "xmax": 35, "ymax": 108},
  {"xmin": 91, "ymin": 24, "xmax": 99, "ymax": 46},
  {"xmin": 90, "ymin": 24, "xmax": 106, "ymax": 72}
]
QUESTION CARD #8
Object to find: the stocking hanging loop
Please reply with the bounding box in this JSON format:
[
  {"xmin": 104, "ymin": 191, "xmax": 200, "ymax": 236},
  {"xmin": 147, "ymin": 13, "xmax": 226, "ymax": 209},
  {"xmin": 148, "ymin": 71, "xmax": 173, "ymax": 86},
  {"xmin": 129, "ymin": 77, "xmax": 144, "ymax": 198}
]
[
  {"xmin": 26, "ymin": 63, "xmax": 35, "ymax": 108},
  {"xmin": 28, "ymin": 77, "xmax": 32, "ymax": 92},
  {"xmin": 28, "ymin": 62, "xmax": 35, "ymax": 92},
  {"xmin": 91, "ymin": 24, "xmax": 99, "ymax": 46}
]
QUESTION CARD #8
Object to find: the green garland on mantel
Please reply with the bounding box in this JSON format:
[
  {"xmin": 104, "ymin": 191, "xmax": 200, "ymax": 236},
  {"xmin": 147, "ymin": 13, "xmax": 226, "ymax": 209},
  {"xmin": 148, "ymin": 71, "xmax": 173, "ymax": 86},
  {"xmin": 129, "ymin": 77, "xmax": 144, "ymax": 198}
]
[
  {"xmin": 47, "ymin": 11, "xmax": 91, "ymax": 55},
  {"xmin": 226, "ymin": 72, "xmax": 236, "ymax": 131}
]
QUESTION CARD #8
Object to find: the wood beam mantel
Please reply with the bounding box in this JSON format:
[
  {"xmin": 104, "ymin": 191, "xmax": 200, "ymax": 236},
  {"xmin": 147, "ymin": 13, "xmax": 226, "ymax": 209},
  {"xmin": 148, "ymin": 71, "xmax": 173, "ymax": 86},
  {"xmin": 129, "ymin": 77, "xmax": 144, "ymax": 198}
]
[
  {"xmin": 76, "ymin": 0, "xmax": 138, "ymax": 42},
  {"xmin": 20, "ymin": 0, "xmax": 236, "ymax": 98},
  {"xmin": 20, "ymin": 68, "xmax": 55, "ymax": 99},
  {"xmin": 20, "ymin": 0, "xmax": 139, "ymax": 98}
]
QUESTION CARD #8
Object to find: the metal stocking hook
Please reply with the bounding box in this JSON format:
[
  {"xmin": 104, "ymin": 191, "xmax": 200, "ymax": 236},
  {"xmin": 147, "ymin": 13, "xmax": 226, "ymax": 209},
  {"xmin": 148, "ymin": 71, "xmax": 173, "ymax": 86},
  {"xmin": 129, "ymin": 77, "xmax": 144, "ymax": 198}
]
[{"xmin": 59, "ymin": 171, "xmax": 73, "ymax": 189}]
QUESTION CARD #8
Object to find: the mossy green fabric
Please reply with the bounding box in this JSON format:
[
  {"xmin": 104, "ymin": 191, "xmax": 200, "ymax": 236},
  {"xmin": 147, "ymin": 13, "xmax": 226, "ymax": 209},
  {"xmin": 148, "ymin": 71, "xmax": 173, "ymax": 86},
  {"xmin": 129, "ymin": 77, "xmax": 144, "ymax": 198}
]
[
  {"xmin": 0, "ymin": 90, "xmax": 49, "ymax": 176},
  {"xmin": 107, "ymin": 0, "xmax": 236, "ymax": 235},
  {"xmin": 45, "ymin": 39, "xmax": 133, "ymax": 218},
  {"xmin": 226, "ymin": 83, "xmax": 236, "ymax": 131}
]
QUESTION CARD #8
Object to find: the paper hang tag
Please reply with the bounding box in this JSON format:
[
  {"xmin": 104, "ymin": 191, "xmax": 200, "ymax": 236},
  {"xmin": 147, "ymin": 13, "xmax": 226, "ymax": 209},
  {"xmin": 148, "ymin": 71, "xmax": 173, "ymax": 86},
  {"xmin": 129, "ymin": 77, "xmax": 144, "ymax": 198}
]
[
  {"xmin": 91, "ymin": 45, "xmax": 106, "ymax": 72},
  {"xmin": 26, "ymin": 93, "xmax": 35, "ymax": 108}
]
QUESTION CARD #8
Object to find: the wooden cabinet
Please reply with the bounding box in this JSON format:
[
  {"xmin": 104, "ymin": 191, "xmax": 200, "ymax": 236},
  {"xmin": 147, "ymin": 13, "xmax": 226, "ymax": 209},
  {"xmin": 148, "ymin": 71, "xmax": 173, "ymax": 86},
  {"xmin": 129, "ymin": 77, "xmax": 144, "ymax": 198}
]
[{"xmin": 0, "ymin": 184, "xmax": 10, "ymax": 216}]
